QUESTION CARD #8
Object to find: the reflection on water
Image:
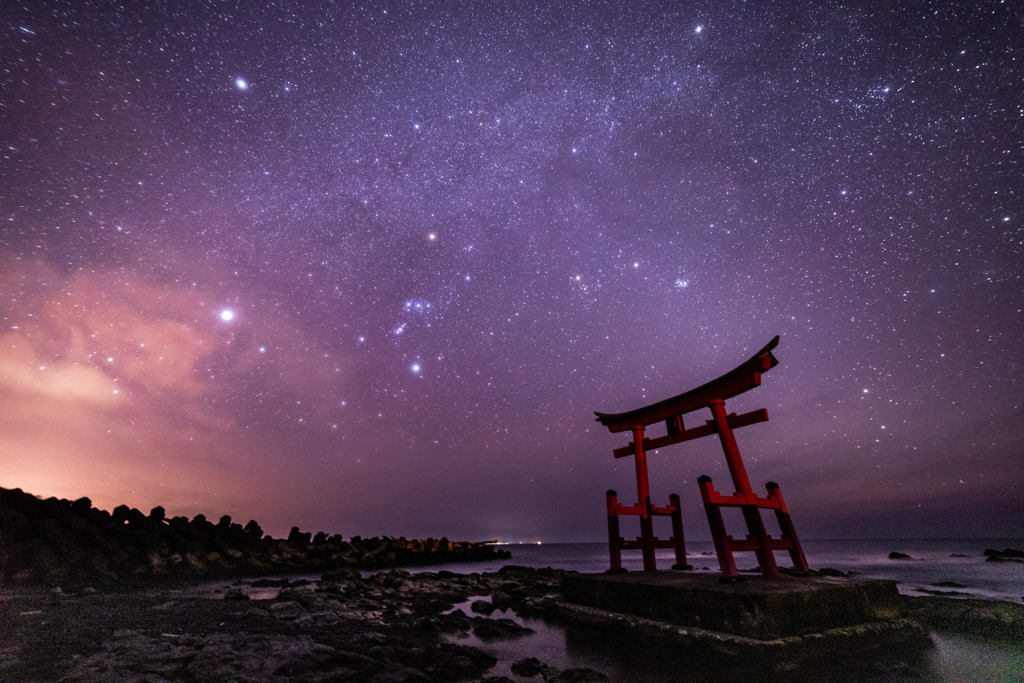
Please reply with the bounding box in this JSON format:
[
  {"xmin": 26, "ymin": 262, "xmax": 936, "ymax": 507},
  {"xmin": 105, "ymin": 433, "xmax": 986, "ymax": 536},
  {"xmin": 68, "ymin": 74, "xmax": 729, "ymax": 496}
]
[{"xmin": 445, "ymin": 596, "xmax": 654, "ymax": 681}]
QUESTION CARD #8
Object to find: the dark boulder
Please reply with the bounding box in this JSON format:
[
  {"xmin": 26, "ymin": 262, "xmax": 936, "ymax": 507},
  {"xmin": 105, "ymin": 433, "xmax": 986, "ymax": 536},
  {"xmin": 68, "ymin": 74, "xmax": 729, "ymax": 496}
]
[
  {"xmin": 888, "ymin": 551, "xmax": 916, "ymax": 560},
  {"xmin": 470, "ymin": 599, "xmax": 496, "ymax": 615},
  {"xmin": 984, "ymin": 548, "xmax": 1024, "ymax": 562},
  {"xmin": 471, "ymin": 617, "xmax": 534, "ymax": 640},
  {"xmin": 512, "ymin": 657, "xmax": 550, "ymax": 677}
]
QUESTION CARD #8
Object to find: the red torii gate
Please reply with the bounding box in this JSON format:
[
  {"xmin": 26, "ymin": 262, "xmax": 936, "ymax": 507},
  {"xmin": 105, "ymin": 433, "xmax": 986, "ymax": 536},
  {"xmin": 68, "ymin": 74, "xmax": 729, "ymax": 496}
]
[{"xmin": 595, "ymin": 336, "xmax": 808, "ymax": 578}]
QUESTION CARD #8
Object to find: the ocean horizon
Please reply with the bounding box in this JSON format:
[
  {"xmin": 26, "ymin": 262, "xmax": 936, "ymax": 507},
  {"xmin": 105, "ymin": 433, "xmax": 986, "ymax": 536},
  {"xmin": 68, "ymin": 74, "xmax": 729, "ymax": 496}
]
[{"xmin": 395, "ymin": 538, "xmax": 1024, "ymax": 604}]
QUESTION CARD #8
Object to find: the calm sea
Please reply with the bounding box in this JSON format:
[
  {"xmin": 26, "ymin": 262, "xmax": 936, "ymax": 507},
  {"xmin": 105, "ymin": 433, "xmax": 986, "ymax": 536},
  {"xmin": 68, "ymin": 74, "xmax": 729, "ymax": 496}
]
[{"xmin": 417, "ymin": 539, "xmax": 1024, "ymax": 603}]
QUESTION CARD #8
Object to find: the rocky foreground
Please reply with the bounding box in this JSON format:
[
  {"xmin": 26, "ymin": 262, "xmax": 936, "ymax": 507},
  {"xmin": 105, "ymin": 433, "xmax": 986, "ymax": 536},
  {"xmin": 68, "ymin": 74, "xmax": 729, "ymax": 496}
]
[
  {"xmin": 0, "ymin": 566, "xmax": 599, "ymax": 682},
  {"xmin": 1, "ymin": 565, "xmax": 1022, "ymax": 682}
]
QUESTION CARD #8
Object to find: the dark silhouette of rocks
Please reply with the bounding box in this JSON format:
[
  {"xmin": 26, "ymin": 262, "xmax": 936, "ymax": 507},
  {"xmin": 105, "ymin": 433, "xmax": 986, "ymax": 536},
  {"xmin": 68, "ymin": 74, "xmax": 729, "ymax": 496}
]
[
  {"xmin": 816, "ymin": 567, "xmax": 849, "ymax": 577},
  {"xmin": 0, "ymin": 487, "xmax": 509, "ymax": 587},
  {"xmin": 983, "ymin": 548, "xmax": 1024, "ymax": 563},
  {"xmin": 888, "ymin": 551, "xmax": 917, "ymax": 560},
  {"xmin": 471, "ymin": 615, "xmax": 534, "ymax": 640}
]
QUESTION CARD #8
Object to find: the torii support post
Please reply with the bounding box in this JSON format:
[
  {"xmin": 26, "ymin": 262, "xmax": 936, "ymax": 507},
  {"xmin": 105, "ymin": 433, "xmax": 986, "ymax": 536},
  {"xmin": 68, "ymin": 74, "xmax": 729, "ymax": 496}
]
[
  {"xmin": 603, "ymin": 425, "xmax": 688, "ymax": 572},
  {"xmin": 606, "ymin": 489, "xmax": 687, "ymax": 572},
  {"xmin": 698, "ymin": 474, "xmax": 809, "ymax": 578},
  {"xmin": 708, "ymin": 398, "xmax": 779, "ymax": 578},
  {"xmin": 595, "ymin": 336, "xmax": 808, "ymax": 578}
]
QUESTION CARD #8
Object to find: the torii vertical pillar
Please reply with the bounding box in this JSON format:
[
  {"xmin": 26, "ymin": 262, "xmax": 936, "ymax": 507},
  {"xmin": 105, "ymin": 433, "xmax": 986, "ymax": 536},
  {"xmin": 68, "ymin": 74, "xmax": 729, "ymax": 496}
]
[
  {"xmin": 631, "ymin": 426, "xmax": 656, "ymax": 570},
  {"xmin": 605, "ymin": 422, "xmax": 689, "ymax": 572},
  {"xmin": 708, "ymin": 398, "xmax": 779, "ymax": 578}
]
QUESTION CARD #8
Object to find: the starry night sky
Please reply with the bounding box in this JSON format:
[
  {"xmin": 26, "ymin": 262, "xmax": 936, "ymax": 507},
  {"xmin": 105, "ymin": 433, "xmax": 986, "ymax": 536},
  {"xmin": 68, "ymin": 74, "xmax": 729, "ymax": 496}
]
[{"xmin": 2, "ymin": 2, "xmax": 1021, "ymax": 542}]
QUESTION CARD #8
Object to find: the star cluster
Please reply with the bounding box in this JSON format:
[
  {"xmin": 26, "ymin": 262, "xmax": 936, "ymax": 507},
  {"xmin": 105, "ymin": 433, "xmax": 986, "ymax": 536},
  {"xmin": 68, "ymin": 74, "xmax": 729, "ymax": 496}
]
[{"xmin": 1, "ymin": 2, "xmax": 1020, "ymax": 540}]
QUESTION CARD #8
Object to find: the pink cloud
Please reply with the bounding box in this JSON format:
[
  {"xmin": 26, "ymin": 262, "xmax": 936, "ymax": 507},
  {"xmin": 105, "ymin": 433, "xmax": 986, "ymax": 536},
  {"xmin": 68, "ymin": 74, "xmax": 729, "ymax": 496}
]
[{"xmin": 0, "ymin": 257, "xmax": 346, "ymax": 525}]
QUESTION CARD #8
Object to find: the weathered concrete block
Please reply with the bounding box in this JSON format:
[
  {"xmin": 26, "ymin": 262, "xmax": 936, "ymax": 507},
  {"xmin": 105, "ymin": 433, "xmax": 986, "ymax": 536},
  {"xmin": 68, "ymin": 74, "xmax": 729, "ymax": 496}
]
[{"xmin": 561, "ymin": 572, "xmax": 910, "ymax": 640}]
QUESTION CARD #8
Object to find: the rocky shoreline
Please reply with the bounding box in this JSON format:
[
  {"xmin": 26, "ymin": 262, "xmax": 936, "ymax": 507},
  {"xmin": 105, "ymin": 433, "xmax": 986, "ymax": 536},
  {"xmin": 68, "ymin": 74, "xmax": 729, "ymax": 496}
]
[
  {"xmin": 0, "ymin": 566, "xmax": 583, "ymax": 682},
  {"xmin": 2, "ymin": 488, "xmax": 1022, "ymax": 680},
  {"xmin": 1, "ymin": 565, "xmax": 1022, "ymax": 682},
  {"xmin": 0, "ymin": 487, "xmax": 508, "ymax": 587}
]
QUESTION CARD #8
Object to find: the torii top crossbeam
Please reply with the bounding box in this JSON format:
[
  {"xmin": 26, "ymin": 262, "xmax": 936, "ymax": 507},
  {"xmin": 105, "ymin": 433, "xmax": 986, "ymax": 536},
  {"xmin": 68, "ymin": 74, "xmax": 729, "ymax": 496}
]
[{"xmin": 594, "ymin": 336, "xmax": 780, "ymax": 433}]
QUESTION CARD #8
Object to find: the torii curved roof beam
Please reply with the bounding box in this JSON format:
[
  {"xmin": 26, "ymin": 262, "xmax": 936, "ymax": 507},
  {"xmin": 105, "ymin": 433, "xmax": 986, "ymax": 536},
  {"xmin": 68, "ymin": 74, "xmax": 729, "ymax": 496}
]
[{"xmin": 594, "ymin": 336, "xmax": 780, "ymax": 433}]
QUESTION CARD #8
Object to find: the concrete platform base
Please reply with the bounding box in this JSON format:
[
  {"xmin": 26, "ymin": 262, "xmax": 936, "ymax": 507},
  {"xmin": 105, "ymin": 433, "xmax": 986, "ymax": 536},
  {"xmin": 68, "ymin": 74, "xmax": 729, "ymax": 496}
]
[{"xmin": 559, "ymin": 572, "xmax": 930, "ymax": 663}]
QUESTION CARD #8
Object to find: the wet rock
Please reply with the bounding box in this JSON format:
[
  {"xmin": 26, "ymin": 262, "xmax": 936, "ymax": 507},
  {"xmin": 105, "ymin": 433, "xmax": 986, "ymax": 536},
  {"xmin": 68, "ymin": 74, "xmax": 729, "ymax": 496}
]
[
  {"xmin": 490, "ymin": 589, "xmax": 513, "ymax": 609},
  {"xmin": 323, "ymin": 567, "xmax": 363, "ymax": 582},
  {"xmin": 517, "ymin": 594, "xmax": 560, "ymax": 617},
  {"xmin": 512, "ymin": 656, "xmax": 551, "ymax": 677},
  {"xmin": 499, "ymin": 565, "xmax": 536, "ymax": 574},
  {"xmin": 432, "ymin": 610, "xmax": 472, "ymax": 632},
  {"xmin": 223, "ymin": 587, "xmax": 249, "ymax": 600},
  {"xmin": 470, "ymin": 599, "xmax": 496, "ymax": 615},
  {"xmin": 471, "ymin": 616, "xmax": 534, "ymax": 640},
  {"xmin": 429, "ymin": 643, "xmax": 498, "ymax": 679},
  {"xmin": 818, "ymin": 567, "xmax": 848, "ymax": 577},
  {"xmin": 888, "ymin": 551, "xmax": 916, "ymax": 560},
  {"xmin": 365, "ymin": 643, "xmax": 493, "ymax": 681},
  {"xmin": 268, "ymin": 600, "xmax": 304, "ymax": 618},
  {"xmin": 375, "ymin": 568, "xmax": 411, "ymax": 587},
  {"xmin": 984, "ymin": 548, "xmax": 1024, "ymax": 562}
]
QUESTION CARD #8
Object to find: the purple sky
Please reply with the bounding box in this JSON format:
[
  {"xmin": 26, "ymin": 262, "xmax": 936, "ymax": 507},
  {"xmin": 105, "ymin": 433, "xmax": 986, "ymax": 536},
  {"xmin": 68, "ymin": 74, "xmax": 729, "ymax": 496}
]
[{"xmin": 1, "ymin": 2, "xmax": 1020, "ymax": 542}]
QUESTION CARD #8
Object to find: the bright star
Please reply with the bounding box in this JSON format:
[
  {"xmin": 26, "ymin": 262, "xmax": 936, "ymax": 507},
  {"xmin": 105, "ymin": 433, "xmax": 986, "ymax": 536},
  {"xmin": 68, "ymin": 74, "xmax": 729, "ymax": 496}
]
[
  {"xmin": 411, "ymin": 363, "xmax": 421, "ymax": 373},
  {"xmin": 220, "ymin": 309, "xmax": 235, "ymax": 321},
  {"xmin": 235, "ymin": 78, "xmax": 248, "ymax": 90}
]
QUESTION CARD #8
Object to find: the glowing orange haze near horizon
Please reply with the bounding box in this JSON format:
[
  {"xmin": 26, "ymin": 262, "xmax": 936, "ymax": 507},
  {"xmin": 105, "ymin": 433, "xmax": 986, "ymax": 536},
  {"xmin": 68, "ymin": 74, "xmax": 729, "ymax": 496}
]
[{"xmin": 0, "ymin": 258, "xmax": 343, "ymax": 532}]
